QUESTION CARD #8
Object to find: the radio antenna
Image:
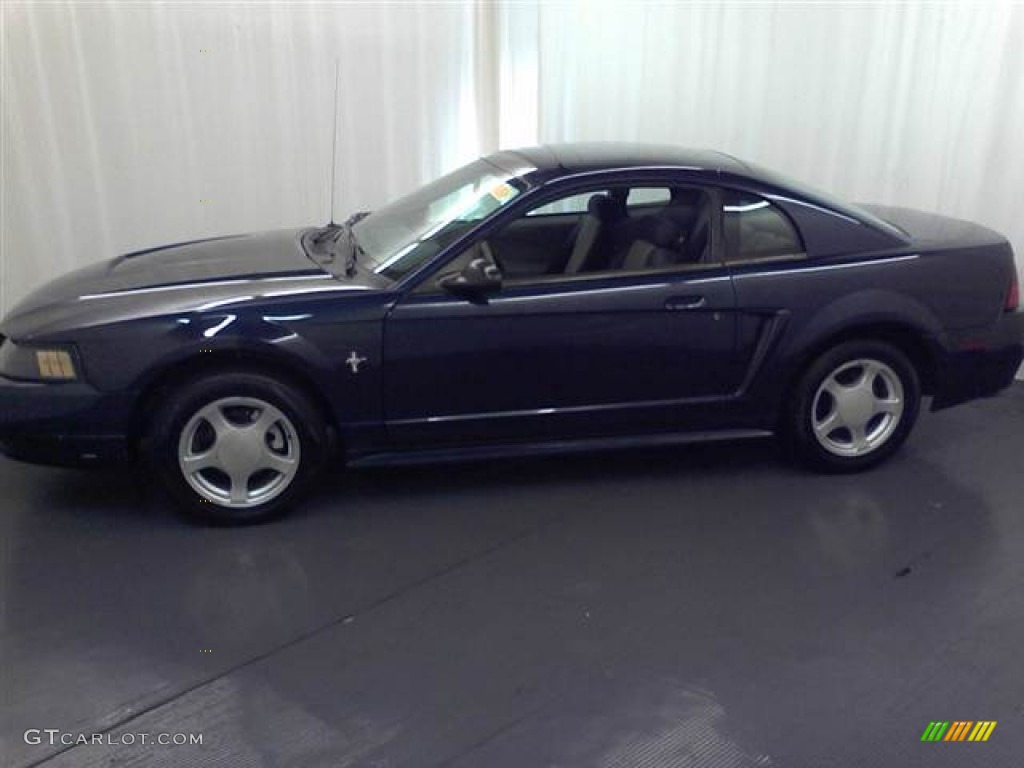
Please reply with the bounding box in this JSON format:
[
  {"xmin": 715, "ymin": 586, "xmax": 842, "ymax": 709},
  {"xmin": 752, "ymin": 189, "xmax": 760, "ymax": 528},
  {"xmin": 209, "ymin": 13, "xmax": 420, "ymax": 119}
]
[{"xmin": 328, "ymin": 58, "xmax": 340, "ymax": 226}]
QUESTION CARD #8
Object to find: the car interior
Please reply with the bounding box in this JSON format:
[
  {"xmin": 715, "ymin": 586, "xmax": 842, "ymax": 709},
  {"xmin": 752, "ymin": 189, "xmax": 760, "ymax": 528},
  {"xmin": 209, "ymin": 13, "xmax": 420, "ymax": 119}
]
[
  {"xmin": 425, "ymin": 184, "xmax": 807, "ymax": 291},
  {"xmin": 429, "ymin": 185, "xmax": 717, "ymax": 288},
  {"xmin": 487, "ymin": 185, "xmax": 713, "ymax": 281}
]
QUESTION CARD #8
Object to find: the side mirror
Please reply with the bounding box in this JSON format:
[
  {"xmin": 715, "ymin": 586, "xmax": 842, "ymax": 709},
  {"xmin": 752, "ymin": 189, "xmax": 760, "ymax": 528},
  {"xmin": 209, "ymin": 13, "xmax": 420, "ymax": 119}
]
[{"xmin": 438, "ymin": 256, "xmax": 503, "ymax": 299}]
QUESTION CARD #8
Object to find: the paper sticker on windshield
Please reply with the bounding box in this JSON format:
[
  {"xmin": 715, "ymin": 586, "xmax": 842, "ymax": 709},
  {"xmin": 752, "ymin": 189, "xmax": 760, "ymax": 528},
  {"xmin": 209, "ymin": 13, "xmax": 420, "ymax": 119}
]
[{"xmin": 489, "ymin": 182, "xmax": 516, "ymax": 202}]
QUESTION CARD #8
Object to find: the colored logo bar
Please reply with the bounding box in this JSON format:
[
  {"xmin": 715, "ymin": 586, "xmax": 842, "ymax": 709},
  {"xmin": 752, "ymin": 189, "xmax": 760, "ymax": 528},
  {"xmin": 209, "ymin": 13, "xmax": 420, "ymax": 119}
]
[{"xmin": 921, "ymin": 721, "xmax": 997, "ymax": 742}]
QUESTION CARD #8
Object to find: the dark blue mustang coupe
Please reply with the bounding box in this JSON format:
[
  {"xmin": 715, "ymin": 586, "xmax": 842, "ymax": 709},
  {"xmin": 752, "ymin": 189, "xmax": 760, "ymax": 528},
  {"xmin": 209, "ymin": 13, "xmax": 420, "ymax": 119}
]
[{"xmin": 1, "ymin": 144, "xmax": 1021, "ymax": 523}]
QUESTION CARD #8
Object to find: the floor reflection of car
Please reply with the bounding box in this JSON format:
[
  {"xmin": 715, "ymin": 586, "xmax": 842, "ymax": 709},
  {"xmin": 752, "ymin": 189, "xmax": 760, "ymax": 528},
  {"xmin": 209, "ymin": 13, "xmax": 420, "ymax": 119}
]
[{"xmin": 1, "ymin": 143, "xmax": 1021, "ymax": 523}]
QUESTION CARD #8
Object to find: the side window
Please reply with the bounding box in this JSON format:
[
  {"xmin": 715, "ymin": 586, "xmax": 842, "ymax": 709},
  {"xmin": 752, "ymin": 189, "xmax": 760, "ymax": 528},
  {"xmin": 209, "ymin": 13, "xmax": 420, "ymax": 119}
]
[
  {"xmin": 626, "ymin": 187, "xmax": 670, "ymax": 210},
  {"xmin": 722, "ymin": 191, "xmax": 804, "ymax": 262},
  {"xmin": 526, "ymin": 192, "xmax": 595, "ymax": 217},
  {"xmin": 499, "ymin": 184, "xmax": 715, "ymax": 281},
  {"xmin": 415, "ymin": 184, "xmax": 719, "ymax": 294}
]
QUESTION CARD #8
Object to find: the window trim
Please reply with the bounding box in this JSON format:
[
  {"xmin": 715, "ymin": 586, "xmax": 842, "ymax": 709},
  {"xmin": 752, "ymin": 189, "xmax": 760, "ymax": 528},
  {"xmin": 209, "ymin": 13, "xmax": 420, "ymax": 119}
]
[
  {"xmin": 502, "ymin": 256, "xmax": 728, "ymax": 290},
  {"xmin": 720, "ymin": 251, "xmax": 807, "ymax": 268}
]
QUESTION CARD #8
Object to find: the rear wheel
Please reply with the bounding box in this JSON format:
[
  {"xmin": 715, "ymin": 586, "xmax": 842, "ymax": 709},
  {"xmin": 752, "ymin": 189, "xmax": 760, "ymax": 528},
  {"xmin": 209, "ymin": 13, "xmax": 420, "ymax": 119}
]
[
  {"xmin": 146, "ymin": 370, "xmax": 327, "ymax": 524},
  {"xmin": 786, "ymin": 340, "xmax": 921, "ymax": 472}
]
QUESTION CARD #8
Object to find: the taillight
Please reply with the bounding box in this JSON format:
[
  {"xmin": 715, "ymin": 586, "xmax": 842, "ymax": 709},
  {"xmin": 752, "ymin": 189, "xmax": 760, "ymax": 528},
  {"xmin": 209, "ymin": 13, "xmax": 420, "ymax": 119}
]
[{"xmin": 1007, "ymin": 273, "xmax": 1020, "ymax": 312}]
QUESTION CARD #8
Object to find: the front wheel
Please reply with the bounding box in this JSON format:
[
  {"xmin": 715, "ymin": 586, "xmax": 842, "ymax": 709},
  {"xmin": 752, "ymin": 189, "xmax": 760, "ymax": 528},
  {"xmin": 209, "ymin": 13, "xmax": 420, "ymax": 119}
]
[
  {"xmin": 785, "ymin": 340, "xmax": 921, "ymax": 472},
  {"xmin": 146, "ymin": 370, "xmax": 327, "ymax": 524}
]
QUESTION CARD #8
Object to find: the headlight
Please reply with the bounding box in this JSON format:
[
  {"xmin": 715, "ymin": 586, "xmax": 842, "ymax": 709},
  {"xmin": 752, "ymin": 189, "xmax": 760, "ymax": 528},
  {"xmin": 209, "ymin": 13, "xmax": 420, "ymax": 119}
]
[{"xmin": 0, "ymin": 339, "xmax": 79, "ymax": 381}]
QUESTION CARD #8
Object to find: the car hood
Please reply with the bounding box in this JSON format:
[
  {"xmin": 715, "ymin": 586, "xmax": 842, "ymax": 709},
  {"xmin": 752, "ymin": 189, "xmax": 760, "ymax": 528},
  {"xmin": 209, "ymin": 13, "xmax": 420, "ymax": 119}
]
[{"xmin": 2, "ymin": 228, "xmax": 381, "ymax": 340}]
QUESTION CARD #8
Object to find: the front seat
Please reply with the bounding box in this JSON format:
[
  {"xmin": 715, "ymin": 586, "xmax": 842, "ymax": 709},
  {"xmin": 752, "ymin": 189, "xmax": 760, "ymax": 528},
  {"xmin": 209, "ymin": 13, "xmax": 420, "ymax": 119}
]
[
  {"xmin": 564, "ymin": 194, "xmax": 623, "ymax": 274},
  {"xmin": 660, "ymin": 187, "xmax": 701, "ymax": 239},
  {"xmin": 682, "ymin": 198, "xmax": 712, "ymax": 263},
  {"xmin": 619, "ymin": 217, "xmax": 682, "ymax": 271}
]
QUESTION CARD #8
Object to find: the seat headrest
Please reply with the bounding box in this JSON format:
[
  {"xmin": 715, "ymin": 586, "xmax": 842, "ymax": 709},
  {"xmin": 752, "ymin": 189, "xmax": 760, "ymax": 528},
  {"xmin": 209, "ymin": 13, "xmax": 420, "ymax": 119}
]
[
  {"xmin": 669, "ymin": 187, "xmax": 702, "ymax": 206},
  {"xmin": 587, "ymin": 194, "xmax": 624, "ymax": 221},
  {"xmin": 642, "ymin": 217, "xmax": 681, "ymax": 248}
]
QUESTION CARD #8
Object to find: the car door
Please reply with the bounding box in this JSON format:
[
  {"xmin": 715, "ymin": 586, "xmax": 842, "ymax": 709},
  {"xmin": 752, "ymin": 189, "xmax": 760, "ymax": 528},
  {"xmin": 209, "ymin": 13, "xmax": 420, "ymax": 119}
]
[{"xmin": 382, "ymin": 184, "xmax": 742, "ymax": 447}]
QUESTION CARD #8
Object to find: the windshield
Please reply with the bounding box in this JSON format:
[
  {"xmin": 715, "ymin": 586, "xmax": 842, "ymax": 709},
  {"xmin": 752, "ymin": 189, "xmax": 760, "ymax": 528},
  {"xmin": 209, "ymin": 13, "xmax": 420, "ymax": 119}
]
[{"xmin": 353, "ymin": 159, "xmax": 531, "ymax": 281}]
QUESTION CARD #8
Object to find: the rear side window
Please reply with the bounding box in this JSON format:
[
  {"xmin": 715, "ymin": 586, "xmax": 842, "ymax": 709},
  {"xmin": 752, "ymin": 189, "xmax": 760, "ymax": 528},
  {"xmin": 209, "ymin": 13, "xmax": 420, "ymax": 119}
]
[{"xmin": 722, "ymin": 191, "xmax": 804, "ymax": 262}]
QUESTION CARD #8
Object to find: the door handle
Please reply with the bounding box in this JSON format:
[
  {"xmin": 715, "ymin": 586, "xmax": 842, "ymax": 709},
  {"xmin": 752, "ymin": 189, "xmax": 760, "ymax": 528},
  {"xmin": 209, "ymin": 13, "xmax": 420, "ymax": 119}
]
[{"xmin": 665, "ymin": 295, "xmax": 706, "ymax": 310}]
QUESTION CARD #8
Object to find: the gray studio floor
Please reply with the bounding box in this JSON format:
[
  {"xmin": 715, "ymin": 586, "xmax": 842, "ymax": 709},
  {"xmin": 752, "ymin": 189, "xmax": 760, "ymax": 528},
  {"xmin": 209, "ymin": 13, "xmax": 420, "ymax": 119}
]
[{"xmin": 2, "ymin": 385, "xmax": 1022, "ymax": 768}]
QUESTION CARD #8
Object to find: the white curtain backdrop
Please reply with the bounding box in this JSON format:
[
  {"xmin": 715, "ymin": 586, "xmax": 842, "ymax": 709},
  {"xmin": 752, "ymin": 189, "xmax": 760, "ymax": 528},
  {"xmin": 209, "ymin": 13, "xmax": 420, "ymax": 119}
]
[
  {"xmin": 532, "ymin": 0, "xmax": 1024, "ymax": 274},
  {"xmin": 2, "ymin": 0, "xmax": 1023, "ymax": 344},
  {"xmin": 1, "ymin": 0, "xmax": 489, "ymax": 316}
]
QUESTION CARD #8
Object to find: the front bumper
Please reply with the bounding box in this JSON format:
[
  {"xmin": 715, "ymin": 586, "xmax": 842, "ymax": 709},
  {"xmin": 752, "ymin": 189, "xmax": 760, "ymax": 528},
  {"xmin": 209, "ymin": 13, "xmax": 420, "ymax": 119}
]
[
  {"xmin": 932, "ymin": 310, "xmax": 1024, "ymax": 410},
  {"xmin": 0, "ymin": 375, "xmax": 133, "ymax": 466}
]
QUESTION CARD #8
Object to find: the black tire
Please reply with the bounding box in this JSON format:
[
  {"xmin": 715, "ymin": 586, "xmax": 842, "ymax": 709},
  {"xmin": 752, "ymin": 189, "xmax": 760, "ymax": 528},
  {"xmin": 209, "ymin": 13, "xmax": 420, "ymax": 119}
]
[
  {"xmin": 784, "ymin": 340, "xmax": 921, "ymax": 473},
  {"xmin": 145, "ymin": 370, "xmax": 327, "ymax": 524}
]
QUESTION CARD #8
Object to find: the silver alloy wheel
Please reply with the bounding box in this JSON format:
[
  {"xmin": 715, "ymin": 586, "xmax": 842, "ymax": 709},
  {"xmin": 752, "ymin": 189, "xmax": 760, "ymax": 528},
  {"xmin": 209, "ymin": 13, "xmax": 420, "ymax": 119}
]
[
  {"xmin": 811, "ymin": 358, "xmax": 905, "ymax": 458},
  {"xmin": 177, "ymin": 396, "xmax": 301, "ymax": 508}
]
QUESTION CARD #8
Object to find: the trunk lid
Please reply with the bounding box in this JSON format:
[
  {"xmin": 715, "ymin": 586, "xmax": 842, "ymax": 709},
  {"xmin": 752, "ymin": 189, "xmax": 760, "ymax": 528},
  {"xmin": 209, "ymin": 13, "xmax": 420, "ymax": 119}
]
[{"xmin": 857, "ymin": 205, "xmax": 1006, "ymax": 248}]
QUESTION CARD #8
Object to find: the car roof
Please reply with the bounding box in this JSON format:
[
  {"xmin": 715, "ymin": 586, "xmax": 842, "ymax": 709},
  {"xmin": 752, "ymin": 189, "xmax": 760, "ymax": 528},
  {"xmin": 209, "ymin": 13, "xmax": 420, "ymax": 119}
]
[
  {"xmin": 486, "ymin": 142, "xmax": 910, "ymax": 244},
  {"xmin": 495, "ymin": 142, "xmax": 750, "ymax": 175}
]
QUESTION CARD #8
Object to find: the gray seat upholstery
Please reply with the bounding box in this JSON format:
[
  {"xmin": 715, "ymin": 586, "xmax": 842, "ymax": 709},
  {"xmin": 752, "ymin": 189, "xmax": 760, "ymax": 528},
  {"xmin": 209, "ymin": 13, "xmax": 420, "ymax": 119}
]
[
  {"xmin": 620, "ymin": 217, "xmax": 682, "ymax": 271},
  {"xmin": 564, "ymin": 194, "xmax": 623, "ymax": 274},
  {"xmin": 659, "ymin": 187, "xmax": 702, "ymax": 236}
]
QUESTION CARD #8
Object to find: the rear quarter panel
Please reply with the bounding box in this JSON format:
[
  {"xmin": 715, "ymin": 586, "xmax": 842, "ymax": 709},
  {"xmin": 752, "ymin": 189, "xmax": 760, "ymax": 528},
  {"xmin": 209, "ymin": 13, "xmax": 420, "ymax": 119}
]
[{"xmin": 731, "ymin": 240, "xmax": 1012, "ymax": 422}]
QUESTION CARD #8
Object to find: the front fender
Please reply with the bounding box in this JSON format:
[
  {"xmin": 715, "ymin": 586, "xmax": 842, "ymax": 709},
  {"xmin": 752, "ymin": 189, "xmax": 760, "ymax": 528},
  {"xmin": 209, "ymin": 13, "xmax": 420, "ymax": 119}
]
[{"xmin": 72, "ymin": 308, "xmax": 384, "ymax": 428}]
